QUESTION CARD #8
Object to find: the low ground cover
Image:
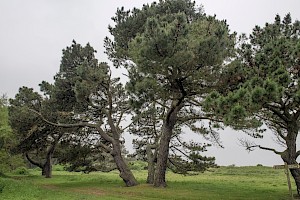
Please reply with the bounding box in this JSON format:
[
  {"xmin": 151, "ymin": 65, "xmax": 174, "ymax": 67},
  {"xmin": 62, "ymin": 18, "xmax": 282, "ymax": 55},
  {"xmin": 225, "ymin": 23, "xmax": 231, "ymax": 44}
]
[{"xmin": 0, "ymin": 166, "xmax": 293, "ymax": 200}]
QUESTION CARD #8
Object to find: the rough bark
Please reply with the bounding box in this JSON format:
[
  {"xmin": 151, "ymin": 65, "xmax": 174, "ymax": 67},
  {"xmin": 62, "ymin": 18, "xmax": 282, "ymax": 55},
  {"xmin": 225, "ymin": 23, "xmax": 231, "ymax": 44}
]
[
  {"xmin": 281, "ymin": 121, "xmax": 300, "ymax": 195},
  {"xmin": 25, "ymin": 151, "xmax": 52, "ymax": 177},
  {"xmin": 43, "ymin": 157, "xmax": 52, "ymax": 178},
  {"xmin": 25, "ymin": 134, "xmax": 61, "ymax": 178},
  {"xmin": 153, "ymin": 124, "xmax": 172, "ymax": 187},
  {"xmin": 146, "ymin": 144, "xmax": 157, "ymax": 184},
  {"xmin": 43, "ymin": 134, "xmax": 61, "ymax": 178},
  {"xmin": 111, "ymin": 141, "xmax": 138, "ymax": 187},
  {"xmin": 25, "ymin": 153, "xmax": 43, "ymax": 170},
  {"xmin": 154, "ymin": 101, "xmax": 182, "ymax": 187}
]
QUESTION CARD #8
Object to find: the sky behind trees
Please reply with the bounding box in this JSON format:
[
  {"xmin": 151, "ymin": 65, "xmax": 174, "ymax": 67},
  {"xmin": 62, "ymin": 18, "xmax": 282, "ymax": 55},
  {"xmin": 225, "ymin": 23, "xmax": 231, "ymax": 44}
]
[{"xmin": 1, "ymin": 0, "xmax": 300, "ymax": 166}]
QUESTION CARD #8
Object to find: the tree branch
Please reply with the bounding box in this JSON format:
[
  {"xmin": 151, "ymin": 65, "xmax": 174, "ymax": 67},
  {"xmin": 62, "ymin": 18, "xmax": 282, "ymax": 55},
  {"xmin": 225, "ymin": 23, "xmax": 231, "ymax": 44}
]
[
  {"xmin": 239, "ymin": 138, "xmax": 282, "ymax": 155},
  {"xmin": 28, "ymin": 108, "xmax": 92, "ymax": 128},
  {"xmin": 177, "ymin": 115, "xmax": 223, "ymax": 124},
  {"xmin": 264, "ymin": 103, "xmax": 290, "ymax": 123},
  {"xmin": 28, "ymin": 108, "xmax": 114, "ymax": 143},
  {"xmin": 96, "ymin": 142, "xmax": 112, "ymax": 153},
  {"xmin": 170, "ymin": 145, "xmax": 190, "ymax": 159},
  {"xmin": 25, "ymin": 153, "xmax": 43, "ymax": 169},
  {"xmin": 257, "ymin": 145, "xmax": 282, "ymax": 155},
  {"xmin": 296, "ymin": 150, "xmax": 300, "ymax": 159}
]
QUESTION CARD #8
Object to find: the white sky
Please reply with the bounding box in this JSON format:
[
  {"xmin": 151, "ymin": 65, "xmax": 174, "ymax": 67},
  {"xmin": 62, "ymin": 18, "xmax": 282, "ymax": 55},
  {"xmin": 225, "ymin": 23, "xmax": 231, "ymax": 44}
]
[{"xmin": 1, "ymin": 0, "xmax": 300, "ymax": 166}]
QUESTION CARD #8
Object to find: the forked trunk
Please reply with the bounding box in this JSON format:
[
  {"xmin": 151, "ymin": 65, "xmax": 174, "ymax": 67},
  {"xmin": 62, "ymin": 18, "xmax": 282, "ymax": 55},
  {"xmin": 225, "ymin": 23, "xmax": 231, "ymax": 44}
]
[
  {"xmin": 111, "ymin": 141, "xmax": 138, "ymax": 187},
  {"xmin": 42, "ymin": 137, "xmax": 58, "ymax": 178},
  {"xmin": 25, "ymin": 153, "xmax": 45, "ymax": 176}
]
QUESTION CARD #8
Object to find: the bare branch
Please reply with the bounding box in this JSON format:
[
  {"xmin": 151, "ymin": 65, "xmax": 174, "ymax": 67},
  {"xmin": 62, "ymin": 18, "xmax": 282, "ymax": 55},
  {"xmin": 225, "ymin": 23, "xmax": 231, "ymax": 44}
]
[
  {"xmin": 239, "ymin": 138, "xmax": 282, "ymax": 155},
  {"xmin": 170, "ymin": 145, "xmax": 190, "ymax": 159},
  {"xmin": 258, "ymin": 145, "xmax": 282, "ymax": 155},
  {"xmin": 28, "ymin": 108, "xmax": 93, "ymax": 128},
  {"xmin": 296, "ymin": 150, "xmax": 300, "ymax": 159},
  {"xmin": 96, "ymin": 142, "xmax": 112, "ymax": 153},
  {"xmin": 28, "ymin": 108, "xmax": 114, "ymax": 143},
  {"xmin": 25, "ymin": 153, "xmax": 43, "ymax": 169}
]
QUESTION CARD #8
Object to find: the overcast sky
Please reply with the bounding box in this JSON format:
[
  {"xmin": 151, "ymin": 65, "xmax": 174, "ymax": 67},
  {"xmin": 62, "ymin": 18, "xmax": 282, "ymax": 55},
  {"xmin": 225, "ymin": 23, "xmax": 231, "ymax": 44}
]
[{"xmin": 1, "ymin": 0, "xmax": 300, "ymax": 166}]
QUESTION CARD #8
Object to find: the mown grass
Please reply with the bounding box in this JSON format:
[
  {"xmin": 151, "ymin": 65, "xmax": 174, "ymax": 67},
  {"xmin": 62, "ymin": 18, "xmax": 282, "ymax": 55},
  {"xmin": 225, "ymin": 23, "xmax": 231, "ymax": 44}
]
[{"xmin": 0, "ymin": 166, "xmax": 294, "ymax": 200}]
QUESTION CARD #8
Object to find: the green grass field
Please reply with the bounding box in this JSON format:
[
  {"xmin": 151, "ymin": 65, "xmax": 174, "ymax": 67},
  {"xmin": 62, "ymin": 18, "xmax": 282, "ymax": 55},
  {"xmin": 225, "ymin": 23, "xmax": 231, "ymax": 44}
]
[{"xmin": 0, "ymin": 166, "xmax": 295, "ymax": 200}]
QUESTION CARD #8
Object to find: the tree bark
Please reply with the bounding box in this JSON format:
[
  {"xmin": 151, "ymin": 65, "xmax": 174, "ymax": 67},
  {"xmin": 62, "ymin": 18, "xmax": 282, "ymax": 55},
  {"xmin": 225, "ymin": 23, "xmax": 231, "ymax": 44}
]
[
  {"xmin": 154, "ymin": 101, "xmax": 182, "ymax": 187},
  {"xmin": 281, "ymin": 121, "xmax": 300, "ymax": 195},
  {"xmin": 25, "ymin": 153, "xmax": 45, "ymax": 175},
  {"xmin": 111, "ymin": 141, "xmax": 138, "ymax": 187},
  {"xmin": 146, "ymin": 144, "xmax": 156, "ymax": 184},
  {"xmin": 25, "ymin": 134, "xmax": 61, "ymax": 178},
  {"xmin": 43, "ymin": 157, "xmax": 52, "ymax": 178},
  {"xmin": 43, "ymin": 134, "xmax": 61, "ymax": 178}
]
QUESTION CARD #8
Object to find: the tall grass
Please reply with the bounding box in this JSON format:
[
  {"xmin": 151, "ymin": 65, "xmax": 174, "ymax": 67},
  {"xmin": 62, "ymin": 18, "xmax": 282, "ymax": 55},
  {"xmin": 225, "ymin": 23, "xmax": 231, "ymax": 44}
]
[{"xmin": 0, "ymin": 166, "xmax": 292, "ymax": 200}]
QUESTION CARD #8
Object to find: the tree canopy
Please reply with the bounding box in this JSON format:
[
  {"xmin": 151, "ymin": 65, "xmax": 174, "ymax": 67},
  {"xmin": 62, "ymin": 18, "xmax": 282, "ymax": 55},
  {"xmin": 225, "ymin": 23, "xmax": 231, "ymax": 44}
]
[
  {"xmin": 107, "ymin": 0, "xmax": 235, "ymax": 187},
  {"xmin": 204, "ymin": 13, "xmax": 300, "ymax": 194}
]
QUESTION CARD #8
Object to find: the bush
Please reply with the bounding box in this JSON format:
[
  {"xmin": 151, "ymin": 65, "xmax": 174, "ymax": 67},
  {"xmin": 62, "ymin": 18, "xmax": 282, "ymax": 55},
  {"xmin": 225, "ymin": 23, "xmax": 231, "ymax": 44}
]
[
  {"xmin": 128, "ymin": 160, "xmax": 148, "ymax": 170},
  {"xmin": 13, "ymin": 167, "xmax": 30, "ymax": 175},
  {"xmin": 52, "ymin": 164, "xmax": 66, "ymax": 171},
  {"xmin": 0, "ymin": 183, "xmax": 4, "ymax": 193},
  {"xmin": 0, "ymin": 151, "xmax": 26, "ymax": 174}
]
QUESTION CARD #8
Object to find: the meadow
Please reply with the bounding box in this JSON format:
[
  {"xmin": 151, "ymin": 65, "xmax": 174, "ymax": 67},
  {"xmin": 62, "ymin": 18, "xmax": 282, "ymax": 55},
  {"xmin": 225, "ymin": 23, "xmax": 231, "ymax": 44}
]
[{"xmin": 0, "ymin": 166, "xmax": 295, "ymax": 200}]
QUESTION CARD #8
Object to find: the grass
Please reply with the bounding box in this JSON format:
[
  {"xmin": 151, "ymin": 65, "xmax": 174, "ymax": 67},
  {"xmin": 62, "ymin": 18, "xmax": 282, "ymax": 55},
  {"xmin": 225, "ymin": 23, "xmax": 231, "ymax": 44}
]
[{"xmin": 0, "ymin": 166, "xmax": 294, "ymax": 200}]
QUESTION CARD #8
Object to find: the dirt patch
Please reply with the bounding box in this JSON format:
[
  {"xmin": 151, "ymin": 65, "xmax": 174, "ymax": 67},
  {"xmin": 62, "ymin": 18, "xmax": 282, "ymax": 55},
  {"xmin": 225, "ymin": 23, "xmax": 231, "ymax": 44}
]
[
  {"xmin": 41, "ymin": 184, "xmax": 59, "ymax": 190},
  {"xmin": 42, "ymin": 185, "xmax": 105, "ymax": 196},
  {"xmin": 71, "ymin": 187, "xmax": 105, "ymax": 196}
]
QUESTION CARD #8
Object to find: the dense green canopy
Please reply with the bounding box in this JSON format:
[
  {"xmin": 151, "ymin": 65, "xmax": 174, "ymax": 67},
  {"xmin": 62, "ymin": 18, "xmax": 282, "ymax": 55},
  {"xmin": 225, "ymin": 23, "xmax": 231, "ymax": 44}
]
[{"xmin": 204, "ymin": 13, "xmax": 300, "ymax": 194}]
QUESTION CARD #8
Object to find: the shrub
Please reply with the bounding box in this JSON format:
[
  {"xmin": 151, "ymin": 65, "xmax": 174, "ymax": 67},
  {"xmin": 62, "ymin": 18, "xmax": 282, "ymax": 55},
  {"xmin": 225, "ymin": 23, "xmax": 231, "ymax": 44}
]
[
  {"xmin": 0, "ymin": 183, "xmax": 4, "ymax": 193},
  {"xmin": 13, "ymin": 167, "xmax": 30, "ymax": 175},
  {"xmin": 128, "ymin": 160, "xmax": 148, "ymax": 170},
  {"xmin": 0, "ymin": 151, "xmax": 26, "ymax": 174},
  {"xmin": 52, "ymin": 164, "xmax": 66, "ymax": 171}
]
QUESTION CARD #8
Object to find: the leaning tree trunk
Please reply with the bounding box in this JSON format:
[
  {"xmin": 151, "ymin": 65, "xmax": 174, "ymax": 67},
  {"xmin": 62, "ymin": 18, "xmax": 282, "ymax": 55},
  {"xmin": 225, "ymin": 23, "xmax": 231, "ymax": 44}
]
[
  {"xmin": 111, "ymin": 140, "xmax": 138, "ymax": 187},
  {"xmin": 25, "ymin": 153, "xmax": 44, "ymax": 175},
  {"xmin": 281, "ymin": 123, "xmax": 300, "ymax": 195},
  {"xmin": 26, "ymin": 153, "xmax": 51, "ymax": 178},
  {"xmin": 153, "ymin": 123, "xmax": 173, "ymax": 187},
  {"xmin": 154, "ymin": 102, "xmax": 182, "ymax": 187}
]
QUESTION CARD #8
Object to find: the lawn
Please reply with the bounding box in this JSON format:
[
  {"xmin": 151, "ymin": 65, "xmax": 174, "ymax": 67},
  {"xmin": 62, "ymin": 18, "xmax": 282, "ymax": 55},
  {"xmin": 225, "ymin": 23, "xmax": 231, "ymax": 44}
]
[{"xmin": 0, "ymin": 166, "xmax": 294, "ymax": 200}]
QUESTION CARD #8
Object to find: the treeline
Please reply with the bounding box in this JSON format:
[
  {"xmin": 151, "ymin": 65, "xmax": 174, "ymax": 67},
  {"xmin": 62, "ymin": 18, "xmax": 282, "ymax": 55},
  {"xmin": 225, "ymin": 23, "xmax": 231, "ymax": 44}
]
[{"xmin": 1, "ymin": 0, "xmax": 300, "ymax": 194}]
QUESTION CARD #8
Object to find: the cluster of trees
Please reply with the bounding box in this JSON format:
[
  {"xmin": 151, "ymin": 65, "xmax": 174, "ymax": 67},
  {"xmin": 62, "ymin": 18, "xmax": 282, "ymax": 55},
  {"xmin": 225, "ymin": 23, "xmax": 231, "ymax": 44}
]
[{"xmin": 3, "ymin": 0, "xmax": 300, "ymax": 194}]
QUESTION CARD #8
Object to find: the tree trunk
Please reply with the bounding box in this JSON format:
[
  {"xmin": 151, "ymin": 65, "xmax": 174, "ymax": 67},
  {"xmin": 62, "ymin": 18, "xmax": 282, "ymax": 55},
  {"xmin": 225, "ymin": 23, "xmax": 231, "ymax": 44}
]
[
  {"xmin": 146, "ymin": 144, "xmax": 156, "ymax": 184},
  {"xmin": 153, "ymin": 124, "xmax": 173, "ymax": 187},
  {"xmin": 111, "ymin": 141, "xmax": 138, "ymax": 187},
  {"xmin": 25, "ymin": 153, "xmax": 44, "ymax": 175},
  {"xmin": 281, "ymin": 122, "xmax": 300, "ymax": 195},
  {"xmin": 42, "ymin": 135, "xmax": 60, "ymax": 178},
  {"xmin": 154, "ymin": 102, "xmax": 182, "ymax": 187},
  {"xmin": 43, "ymin": 155, "xmax": 52, "ymax": 178}
]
